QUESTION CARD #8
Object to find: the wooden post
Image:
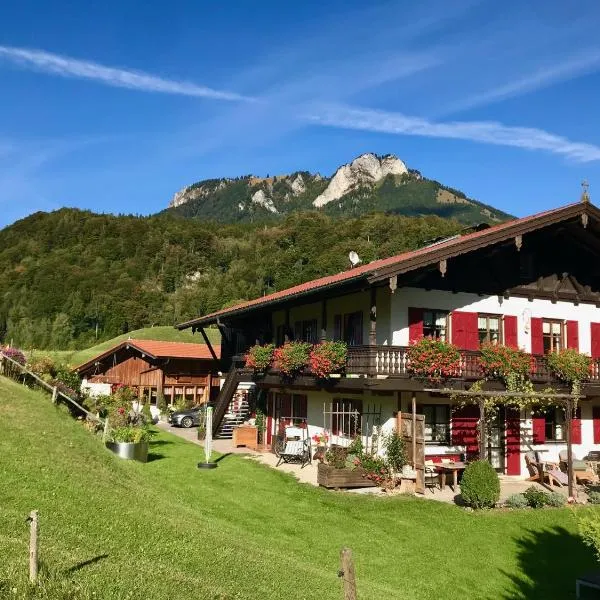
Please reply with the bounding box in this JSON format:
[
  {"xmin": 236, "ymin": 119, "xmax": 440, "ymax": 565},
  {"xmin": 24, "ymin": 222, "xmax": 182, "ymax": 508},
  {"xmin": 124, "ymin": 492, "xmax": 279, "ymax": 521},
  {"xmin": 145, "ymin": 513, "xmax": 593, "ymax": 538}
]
[
  {"xmin": 566, "ymin": 398, "xmax": 574, "ymax": 498},
  {"xmin": 369, "ymin": 288, "xmax": 377, "ymax": 346},
  {"xmin": 102, "ymin": 417, "xmax": 109, "ymax": 442},
  {"xmin": 339, "ymin": 547, "xmax": 357, "ymax": 600},
  {"xmin": 28, "ymin": 510, "xmax": 38, "ymax": 583},
  {"xmin": 412, "ymin": 393, "xmax": 417, "ymax": 470},
  {"xmin": 321, "ymin": 299, "xmax": 328, "ymax": 342},
  {"xmin": 51, "ymin": 386, "xmax": 58, "ymax": 404},
  {"xmin": 478, "ymin": 398, "xmax": 486, "ymax": 461}
]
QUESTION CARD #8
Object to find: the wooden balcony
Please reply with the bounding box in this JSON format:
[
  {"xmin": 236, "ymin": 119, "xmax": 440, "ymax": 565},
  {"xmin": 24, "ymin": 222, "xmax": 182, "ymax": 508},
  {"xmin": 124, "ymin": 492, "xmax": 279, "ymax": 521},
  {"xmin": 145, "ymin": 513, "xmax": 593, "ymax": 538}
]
[{"xmin": 346, "ymin": 345, "xmax": 600, "ymax": 385}]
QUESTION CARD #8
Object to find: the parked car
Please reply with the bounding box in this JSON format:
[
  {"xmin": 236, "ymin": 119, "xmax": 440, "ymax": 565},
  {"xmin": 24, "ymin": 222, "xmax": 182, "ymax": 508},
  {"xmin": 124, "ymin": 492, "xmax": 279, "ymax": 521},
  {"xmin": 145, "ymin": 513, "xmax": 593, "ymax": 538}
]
[{"xmin": 168, "ymin": 406, "xmax": 204, "ymax": 428}]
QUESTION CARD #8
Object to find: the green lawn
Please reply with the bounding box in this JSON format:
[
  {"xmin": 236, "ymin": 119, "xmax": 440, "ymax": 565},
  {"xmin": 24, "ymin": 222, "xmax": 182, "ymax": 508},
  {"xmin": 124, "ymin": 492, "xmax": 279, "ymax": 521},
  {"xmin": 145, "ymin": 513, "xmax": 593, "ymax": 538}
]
[
  {"xmin": 0, "ymin": 377, "xmax": 597, "ymax": 600},
  {"xmin": 27, "ymin": 326, "xmax": 220, "ymax": 367}
]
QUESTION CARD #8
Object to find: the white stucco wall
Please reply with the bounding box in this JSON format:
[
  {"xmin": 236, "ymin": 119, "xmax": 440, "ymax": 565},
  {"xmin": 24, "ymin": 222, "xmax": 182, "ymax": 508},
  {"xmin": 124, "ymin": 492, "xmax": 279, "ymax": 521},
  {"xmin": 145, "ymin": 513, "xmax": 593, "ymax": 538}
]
[{"xmin": 390, "ymin": 287, "xmax": 600, "ymax": 353}]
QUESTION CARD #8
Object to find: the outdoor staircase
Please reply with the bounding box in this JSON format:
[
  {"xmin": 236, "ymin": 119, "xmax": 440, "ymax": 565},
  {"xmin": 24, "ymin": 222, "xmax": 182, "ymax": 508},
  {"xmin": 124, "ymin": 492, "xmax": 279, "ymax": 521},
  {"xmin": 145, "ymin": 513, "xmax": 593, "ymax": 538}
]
[{"xmin": 211, "ymin": 368, "xmax": 250, "ymax": 438}]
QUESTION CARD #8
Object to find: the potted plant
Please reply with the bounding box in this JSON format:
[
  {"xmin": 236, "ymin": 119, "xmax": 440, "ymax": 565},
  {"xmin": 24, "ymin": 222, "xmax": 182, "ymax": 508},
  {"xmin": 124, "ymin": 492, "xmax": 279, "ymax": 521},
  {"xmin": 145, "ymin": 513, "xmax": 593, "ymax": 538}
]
[
  {"xmin": 273, "ymin": 342, "xmax": 312, "ymax": 379},
  {"xmin": 244, "ymin": 343, "xmax": 275, "ymax": 374},
  {"xmin": 105, "ymin": 425, "xmax": 153, "ymax": 463},
  {"xmin": 312, "ymin": 430, "xmax": 329, "ymax": 462},
  {"xmin": 309, "ymin": 341, "xmax": 347, "ymax": 379},
  {"xmin": 317, "ymin": 443, "xmax": 377, "ymax": 489},
  {"xmin": 478, "ymin": 343, "xmax": 531, "ymax": 380}
]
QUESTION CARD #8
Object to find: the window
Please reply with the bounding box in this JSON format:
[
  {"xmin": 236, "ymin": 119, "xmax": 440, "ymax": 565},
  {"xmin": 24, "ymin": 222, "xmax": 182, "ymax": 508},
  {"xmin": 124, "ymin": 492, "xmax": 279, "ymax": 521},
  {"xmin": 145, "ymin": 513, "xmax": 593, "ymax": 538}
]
[
  {"xmin": 275, "ymin": 324, "xmax": 286, "ymax": 346},
  {"xmin": 333, "ymin": 314, "xmax": 342, "ymax": 341},
  {"xmin": 329, "ymin": 398, "xmax": 363, "ymax": 436},
  {"xmin": 293, "ymin": 319, "xmax": 318, "ymax": 343},
  {"xmin": 423, "ymin": 404, "xmax": 450, "ymax": 444},
  {"xmin": 544, "ymin": 407, "xmax": 566, "ymax": 442},
  {"xmin": 423, "ymin": 310, "xmax": 448, "ymax": 340},
  {"xmin": 543, "ymin": 320, "xmax": 564, "ymax": 354},
  {"xmin": 276, "ymin": 393, "xmax": 308, "ymax": 428},
  {"xmin": 343, "ymin": 311, "xmax": 363, "ymax": 346},
  {"xmin": 478, "ymin": 314, "xmax": 502, "ymax": 345}
]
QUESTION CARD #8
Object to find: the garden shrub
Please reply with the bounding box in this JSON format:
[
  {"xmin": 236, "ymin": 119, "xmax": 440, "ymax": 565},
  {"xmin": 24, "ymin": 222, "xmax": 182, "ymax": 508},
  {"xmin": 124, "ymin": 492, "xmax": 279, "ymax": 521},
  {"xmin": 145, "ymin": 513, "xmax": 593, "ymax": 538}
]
[
  {"xmin": 523, "ymin": 486, "xmax": 550, "ymax": 508},
  {"xmin": 505, "ymin": 493, "xmax": 528, "ymax": 509},
  {"xmin": 460, "ymin": 460, "xmax": 500, "ymax": 509},
  {"xmin": 383, "ymin": 430, "xmax": 407, "ymax": 474},
  {"xmin": 546, "ymin": 491, "xmax": 567, "ymax": 507},
  {"xmin": 579, "ymin": 510, "xmax": 600, "ymax": 562},
  {"xmin": 587, "ymin": 490, "xmax": 600, "ymax": 505}
]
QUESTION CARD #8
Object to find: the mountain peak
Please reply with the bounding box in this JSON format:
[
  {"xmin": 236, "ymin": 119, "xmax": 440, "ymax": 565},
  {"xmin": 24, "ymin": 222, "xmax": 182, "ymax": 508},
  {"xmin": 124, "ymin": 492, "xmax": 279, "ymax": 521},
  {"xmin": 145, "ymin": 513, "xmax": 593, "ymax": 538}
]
[
  {"xmin": 313, "ymin": 153, "xmax": 408, "ymax": 208},
  {"xmin": 165, "ymin": 152, "xmax": 512, "ymax": 225}
]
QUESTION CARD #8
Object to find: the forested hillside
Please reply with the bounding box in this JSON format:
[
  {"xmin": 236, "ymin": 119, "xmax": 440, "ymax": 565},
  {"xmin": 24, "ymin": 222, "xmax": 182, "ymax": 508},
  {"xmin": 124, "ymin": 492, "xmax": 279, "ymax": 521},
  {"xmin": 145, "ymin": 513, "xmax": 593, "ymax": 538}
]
[{"xmin": 0, "ymin": 208, "xmax": 464, "ymax": 349}]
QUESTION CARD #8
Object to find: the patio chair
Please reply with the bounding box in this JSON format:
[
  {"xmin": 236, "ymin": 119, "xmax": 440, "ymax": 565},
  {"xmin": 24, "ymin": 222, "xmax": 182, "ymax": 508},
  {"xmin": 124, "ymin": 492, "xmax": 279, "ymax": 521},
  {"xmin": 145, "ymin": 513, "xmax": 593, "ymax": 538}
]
[
  {"xmin": 424, "ymin": 460, "xmax": 440, "ymax": 493},
  {"xmin": 525, "ymin": 452, "xmax": 543, "ymax": 482},
  {"xmin": 559, "ymin": 450, "xmax": 598, "ymax": 484},
  {"xmin": 276, "ymin": 426, "xmax": 311, "ymax": 468},
  {"xmin": 545, "ymin": 465, "xmax": 568, "ymax": 487}
]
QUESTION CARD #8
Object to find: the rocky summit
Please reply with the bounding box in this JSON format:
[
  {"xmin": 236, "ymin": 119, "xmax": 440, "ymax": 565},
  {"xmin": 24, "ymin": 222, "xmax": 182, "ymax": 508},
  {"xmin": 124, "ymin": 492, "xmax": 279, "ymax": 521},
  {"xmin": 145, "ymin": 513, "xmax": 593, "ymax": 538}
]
[{"xmin": 166, "ymin": 152, "xmax": 511, "ymax": 225}]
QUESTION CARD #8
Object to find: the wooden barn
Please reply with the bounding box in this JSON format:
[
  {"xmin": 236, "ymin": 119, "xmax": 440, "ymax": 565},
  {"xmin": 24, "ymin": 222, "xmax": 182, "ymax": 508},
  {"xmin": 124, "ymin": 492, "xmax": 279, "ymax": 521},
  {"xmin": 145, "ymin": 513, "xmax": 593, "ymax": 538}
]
[{"xmin": 74, "ymin": 339, "xmax": 221, "ymax": 406}]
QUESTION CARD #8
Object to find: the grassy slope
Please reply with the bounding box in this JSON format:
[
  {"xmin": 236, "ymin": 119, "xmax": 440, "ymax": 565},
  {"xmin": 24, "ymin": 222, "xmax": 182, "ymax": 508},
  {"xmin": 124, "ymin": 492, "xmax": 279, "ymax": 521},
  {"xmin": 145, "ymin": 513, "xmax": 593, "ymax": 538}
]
[
  {"xmin": 28, "ymin": 326, "xmax": 220, "ymax": 367},
  {"xmin": 0, "ymin": 377, "xmax": 596, "ymax": 600}
]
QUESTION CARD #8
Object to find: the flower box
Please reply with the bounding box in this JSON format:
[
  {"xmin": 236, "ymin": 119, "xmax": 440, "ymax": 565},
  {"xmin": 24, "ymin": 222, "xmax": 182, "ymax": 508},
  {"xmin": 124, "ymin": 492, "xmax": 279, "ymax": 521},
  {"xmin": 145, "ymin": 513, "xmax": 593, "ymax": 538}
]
[{"xmin": 317, "ymin": 463, "xmax": 376, "ymax": 488}]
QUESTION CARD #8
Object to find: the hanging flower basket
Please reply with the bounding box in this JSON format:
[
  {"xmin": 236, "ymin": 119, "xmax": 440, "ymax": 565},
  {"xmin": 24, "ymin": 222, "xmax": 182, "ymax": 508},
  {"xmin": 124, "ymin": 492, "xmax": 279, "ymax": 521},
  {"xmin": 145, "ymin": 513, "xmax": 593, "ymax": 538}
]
[
  {"xmin": 406, "ymin": 338, "xmax": 461, "ymax": 381},
  {"xmin": 309, "ymin": 341, "xmax": 347, "ymax": 378},
  {"xmin": 244, "ymin": 343, "xmax": 275, "ymax": 373},
  {"xmin": 273, "ymin": 342, "xmax": 312, "ymax": 378}
]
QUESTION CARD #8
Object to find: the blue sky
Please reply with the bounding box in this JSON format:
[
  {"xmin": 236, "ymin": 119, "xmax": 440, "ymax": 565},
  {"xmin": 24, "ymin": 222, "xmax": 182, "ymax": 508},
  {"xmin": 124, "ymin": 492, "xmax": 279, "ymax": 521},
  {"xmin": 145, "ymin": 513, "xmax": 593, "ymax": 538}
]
[{"xmin": 1, "ymin": 0, "xmax": 600, "ymax": 228}]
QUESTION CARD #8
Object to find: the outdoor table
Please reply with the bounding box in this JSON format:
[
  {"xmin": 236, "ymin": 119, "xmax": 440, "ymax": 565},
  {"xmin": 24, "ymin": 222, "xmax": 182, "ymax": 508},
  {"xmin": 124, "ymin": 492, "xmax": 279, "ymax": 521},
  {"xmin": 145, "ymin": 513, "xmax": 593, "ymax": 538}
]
[{"xmin": 435, "ymin": 462, "xmax": 467, "ymax": 492}]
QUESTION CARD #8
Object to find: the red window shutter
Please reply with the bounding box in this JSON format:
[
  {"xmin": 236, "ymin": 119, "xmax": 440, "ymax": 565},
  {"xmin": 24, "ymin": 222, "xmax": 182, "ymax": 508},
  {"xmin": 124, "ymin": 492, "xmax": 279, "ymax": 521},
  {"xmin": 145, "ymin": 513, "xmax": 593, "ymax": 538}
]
[
  {"xmin": 567, "ymin": 321, "xmax": 579, "ymax": 350},
  {"xmin": 530, "ymin": 318, "xmax": 544, "ymax": 355},
  {"xmin": 505, "ymin": 407, "xmax": 521, "ymax": 475},
  {"xmin": 504, "ymin": 316, "xmax": 518, "ymax": 349},
  {"xmin": 451, "ymin": 312, "xmax": 478, "ymax": 350},
  {"xmin": 451, "ymin": 404, "xmax": 479, "ymax": 459},
  {"xmin": 572, "ymin": 407, "xmax": 582, "ymax": 444},
  {"xmin": 408, "ymin": 308, "xmax": 424, "ymax": 343},
  {"xmin": 591, "ymin": 323, "xmax": 600, "ymax": 359},
  {"xmin": 532, "ymin": 416, "xmax": 545, "ymax": 444},
  {"xmin": 593, "ymin": 406, "xmax": 600, "ymax": 444}
]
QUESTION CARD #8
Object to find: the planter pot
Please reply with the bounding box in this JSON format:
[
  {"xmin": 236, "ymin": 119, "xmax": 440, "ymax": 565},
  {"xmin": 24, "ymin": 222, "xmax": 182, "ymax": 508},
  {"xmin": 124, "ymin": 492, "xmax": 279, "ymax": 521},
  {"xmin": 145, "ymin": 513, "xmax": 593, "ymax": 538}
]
[
  {"xmin": 105, "ymin": 441, "xmax": 148, "ymax": 463},
  {"xmin": 317, "ymin": 463, "xmax": 376, "ymax": 489}
]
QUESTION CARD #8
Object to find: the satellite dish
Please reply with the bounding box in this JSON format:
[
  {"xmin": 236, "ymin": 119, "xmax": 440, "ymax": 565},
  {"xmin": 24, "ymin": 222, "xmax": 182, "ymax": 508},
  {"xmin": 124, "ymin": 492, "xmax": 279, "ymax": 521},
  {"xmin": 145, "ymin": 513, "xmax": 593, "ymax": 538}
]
[{"xmin": 348, "ymin": 251, "xmax": 361, "ymax": 267}]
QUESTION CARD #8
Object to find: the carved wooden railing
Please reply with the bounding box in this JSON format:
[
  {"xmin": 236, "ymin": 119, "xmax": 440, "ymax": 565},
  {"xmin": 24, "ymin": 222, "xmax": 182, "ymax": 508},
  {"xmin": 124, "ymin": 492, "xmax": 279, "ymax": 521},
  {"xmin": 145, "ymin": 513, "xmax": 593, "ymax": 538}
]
[{"xmin": 345, "ymin": 346, "xmax": 600, "ymax": 383}]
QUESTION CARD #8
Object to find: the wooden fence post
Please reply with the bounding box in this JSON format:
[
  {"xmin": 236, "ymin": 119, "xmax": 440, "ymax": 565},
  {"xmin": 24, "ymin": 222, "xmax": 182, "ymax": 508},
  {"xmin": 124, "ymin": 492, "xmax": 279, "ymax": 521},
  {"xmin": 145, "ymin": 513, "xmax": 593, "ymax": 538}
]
[
  {"xmin": 102, "ymin": 418, "xmax": 110, "ymax": 443},
  {"xmin": 51, "ymin": 386, "xmax": 58, "ymax": 405},
  {"xmin": 28, "ymin": 510, "xmax": 39, "ymax": 583},
  {"xmin": 339, "ymin": 547, "xmax": 357, "ymax": 600}
]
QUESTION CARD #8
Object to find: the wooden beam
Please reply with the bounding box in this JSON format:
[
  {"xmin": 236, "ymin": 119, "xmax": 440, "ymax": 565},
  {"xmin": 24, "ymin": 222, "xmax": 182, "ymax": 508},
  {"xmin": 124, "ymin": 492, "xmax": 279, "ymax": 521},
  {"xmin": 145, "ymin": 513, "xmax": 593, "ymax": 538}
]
[
  {"xmin": 199, "ymin": 327, "xmax": 219, "ymax": 362},
  {"xmin": 566, "ymin": 398, "xmax": 574, "ymax": 498},
  {"xmin": 321, "ymin": 299, "xmax": 327, "ymax": 342},
  {"xmin": 412, "ymin": 392, "xmax": 417, "ymax": 471},
  {"xmin": 369, "ymin": 287, "xmax": 377, "ymax": 346},
  {"xmin": 478, "ymin": 398, "xmax": 486, "ymax": 461}
]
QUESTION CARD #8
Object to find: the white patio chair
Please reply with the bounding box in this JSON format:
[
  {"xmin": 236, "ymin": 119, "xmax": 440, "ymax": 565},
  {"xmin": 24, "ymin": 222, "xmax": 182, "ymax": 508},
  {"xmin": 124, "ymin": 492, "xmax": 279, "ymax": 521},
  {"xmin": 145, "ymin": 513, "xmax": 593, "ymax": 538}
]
[{"xmin": 424, "ymin": 460, "xmax": 440, "ymax": 493}]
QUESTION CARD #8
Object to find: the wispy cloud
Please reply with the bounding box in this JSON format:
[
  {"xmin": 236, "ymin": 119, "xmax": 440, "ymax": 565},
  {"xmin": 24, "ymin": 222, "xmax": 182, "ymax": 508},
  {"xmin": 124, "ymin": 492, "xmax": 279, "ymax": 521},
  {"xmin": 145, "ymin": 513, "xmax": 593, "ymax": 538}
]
[
  {"xmin": 306, "ymin": 104, "xmax": 600, "ymax": 162},
  {"xmin": 0, "ymin": 45, "xmax": 253, "ymax": 102},
  {"xmin": 447, "ymin": 50, "xmax": 600, "ymax": 114}
]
